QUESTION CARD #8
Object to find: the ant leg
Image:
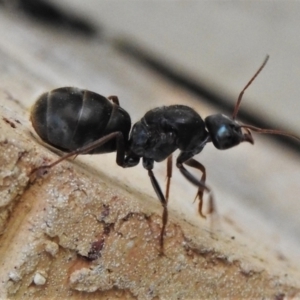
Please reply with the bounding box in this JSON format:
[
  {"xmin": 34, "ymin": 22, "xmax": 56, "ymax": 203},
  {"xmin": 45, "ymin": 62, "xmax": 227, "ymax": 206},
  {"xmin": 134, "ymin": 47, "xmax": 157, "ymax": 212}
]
[
  {"xmin": 32, "ymin": 132, "xmax": 123, "ymax": 174},
  {"xmin": 107, "ymin": 95, "xmax": 120, "ymax": 106},
  {"xmin": 143, "ymin": 158, "xmax": 168, "ymax": 253},
  {"xmin": 165, "ymin": 154, "xmax": 173, "ymax": 203},
  {"xmin": 176, "ymin": 152, "xmax": 215, "ymax": 218},
  {"xmin": 183, "ymin": 158, "xmax": 209, "ymax": 217}
]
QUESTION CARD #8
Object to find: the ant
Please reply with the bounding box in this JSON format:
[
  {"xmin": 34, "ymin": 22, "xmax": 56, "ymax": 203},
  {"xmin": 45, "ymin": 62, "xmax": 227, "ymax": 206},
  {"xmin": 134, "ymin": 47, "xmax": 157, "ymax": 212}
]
[{"xmin": 30, "ymin": 55, "xmax": 299, "ymax": 252}]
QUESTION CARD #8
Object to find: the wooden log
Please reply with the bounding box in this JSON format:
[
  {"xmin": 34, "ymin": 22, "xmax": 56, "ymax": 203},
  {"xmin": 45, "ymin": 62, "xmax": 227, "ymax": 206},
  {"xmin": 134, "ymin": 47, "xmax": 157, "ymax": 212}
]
[{"xmin": 0, "ymin": 5, "xmax": 300, "ymax": 298}]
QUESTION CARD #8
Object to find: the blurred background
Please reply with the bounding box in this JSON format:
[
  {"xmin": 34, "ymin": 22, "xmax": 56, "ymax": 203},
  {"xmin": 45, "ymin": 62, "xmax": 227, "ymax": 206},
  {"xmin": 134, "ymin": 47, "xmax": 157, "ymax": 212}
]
[{"xmin": 0, "ymin": 0, "xmax": 299, "ymax": 270}]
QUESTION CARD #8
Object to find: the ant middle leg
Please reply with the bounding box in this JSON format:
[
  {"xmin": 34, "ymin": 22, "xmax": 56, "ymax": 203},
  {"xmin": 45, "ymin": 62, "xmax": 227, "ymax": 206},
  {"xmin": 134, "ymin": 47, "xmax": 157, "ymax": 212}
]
[
  {"xmin": 165, "ymin": 154, "xmax": 173, "ymax": 203},
  {"xmin": 143, "ymin": 158, "xmax": 168, "ymax": 253}
]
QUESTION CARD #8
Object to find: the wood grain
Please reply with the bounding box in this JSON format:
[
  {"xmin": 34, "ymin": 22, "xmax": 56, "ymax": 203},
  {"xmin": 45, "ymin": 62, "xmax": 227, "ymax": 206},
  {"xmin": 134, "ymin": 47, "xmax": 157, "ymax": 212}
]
[{"xmin": 0, "ymin": 100, "xmax": 299, "ymax": 300}]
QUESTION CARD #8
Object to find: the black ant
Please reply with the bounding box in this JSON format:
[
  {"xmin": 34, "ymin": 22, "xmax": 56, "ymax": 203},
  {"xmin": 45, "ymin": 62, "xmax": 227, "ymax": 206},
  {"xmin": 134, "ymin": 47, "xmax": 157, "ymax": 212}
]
[{"xmin": 30, "ymin": 55, "xmax": 299, "ymax": 251}]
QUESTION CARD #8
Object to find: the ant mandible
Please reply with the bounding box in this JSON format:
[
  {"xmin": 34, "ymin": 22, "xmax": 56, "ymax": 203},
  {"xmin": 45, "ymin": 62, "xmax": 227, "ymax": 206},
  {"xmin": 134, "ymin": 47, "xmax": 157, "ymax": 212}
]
[{"xmin": 30, "ymin": 55, "xmax": 300, "ymax": 251}]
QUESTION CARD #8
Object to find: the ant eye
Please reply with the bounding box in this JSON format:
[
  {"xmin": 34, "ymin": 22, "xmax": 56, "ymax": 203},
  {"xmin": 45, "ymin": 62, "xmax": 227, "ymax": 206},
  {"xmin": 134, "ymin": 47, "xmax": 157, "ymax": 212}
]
[{"xmin": 217, "ymin": 125, "xmax": 229, "ymax": 138}]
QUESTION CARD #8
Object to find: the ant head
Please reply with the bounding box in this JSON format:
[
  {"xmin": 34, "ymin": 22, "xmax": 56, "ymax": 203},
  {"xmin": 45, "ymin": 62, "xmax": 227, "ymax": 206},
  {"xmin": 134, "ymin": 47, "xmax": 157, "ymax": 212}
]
[
  {"xmin": 204, "ymin": 56, "xmax": 270, "ymax": 150},
  {"xmin": 205, "ymin": 114, "xmax": 253, "ymax": 150},
  {"xmin": 205, "ymin": 55, "xmax": 300, "ymax": 149}
]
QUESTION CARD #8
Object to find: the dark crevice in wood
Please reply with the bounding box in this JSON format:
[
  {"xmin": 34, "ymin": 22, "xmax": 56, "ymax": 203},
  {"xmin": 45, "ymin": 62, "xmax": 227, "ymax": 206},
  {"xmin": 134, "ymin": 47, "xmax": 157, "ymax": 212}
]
[
  {"xmin": 114, "ymin": 39, "xmax": 300, "ymax": 154},
  {"xmin": 1, "ymin": 0, "xmax": 98, "ymax": 37}
]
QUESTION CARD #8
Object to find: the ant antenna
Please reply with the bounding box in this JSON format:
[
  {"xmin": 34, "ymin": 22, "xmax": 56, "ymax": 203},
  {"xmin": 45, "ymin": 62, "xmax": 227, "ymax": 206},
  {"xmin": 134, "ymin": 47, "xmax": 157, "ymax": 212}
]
[
  {"xmin": 240, "ymin": 124, "xmax": 300, "ymax": 142},
  {"xmin": 232, "ymin": 55, "xmax": 269, "ymax": 120},
  {"xmin": 233, "ymin": 55, "xmax": 300, "ymax": 143}
]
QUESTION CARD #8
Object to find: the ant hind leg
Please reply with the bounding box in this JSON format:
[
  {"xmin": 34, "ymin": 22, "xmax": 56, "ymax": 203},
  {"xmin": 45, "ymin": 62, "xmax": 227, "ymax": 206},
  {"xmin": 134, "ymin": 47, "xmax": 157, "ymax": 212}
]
[{"xmin": 31, "ymin": 132, "xmax": 123, "ymax": 178}]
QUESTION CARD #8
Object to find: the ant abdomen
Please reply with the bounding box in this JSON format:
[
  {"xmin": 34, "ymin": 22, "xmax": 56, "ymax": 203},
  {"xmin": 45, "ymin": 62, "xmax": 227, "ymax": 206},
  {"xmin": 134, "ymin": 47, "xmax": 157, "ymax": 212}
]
[{"xmin": 31, "ymin": 87, "xmax": 131, "ymax": 154}]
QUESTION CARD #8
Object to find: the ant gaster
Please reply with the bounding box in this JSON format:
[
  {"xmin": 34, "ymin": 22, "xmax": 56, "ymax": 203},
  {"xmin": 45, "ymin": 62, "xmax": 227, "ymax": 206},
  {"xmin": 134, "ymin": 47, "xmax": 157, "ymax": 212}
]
[{"xmin": 31, "ymin": 55, "xmax": 299, "ymax": 251}]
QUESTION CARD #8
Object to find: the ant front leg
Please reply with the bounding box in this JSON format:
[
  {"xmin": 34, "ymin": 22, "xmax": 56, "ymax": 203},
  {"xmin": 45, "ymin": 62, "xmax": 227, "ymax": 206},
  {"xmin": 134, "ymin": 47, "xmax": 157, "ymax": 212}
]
[
  {"xmin": 143, "ymin": 157, "xmax": 168, "ymax": 253},
  {"xmin": 176, "ymin": 152, "xmax": 215, "ymax": 218},
  {"xmin": 184, "ymin": 159, "xmax": 207, "ymax": 217}
]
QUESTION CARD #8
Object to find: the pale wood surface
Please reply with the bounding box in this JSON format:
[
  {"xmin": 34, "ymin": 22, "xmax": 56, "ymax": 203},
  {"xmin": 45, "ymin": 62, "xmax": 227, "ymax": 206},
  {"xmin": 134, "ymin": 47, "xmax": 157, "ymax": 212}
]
[
  {"xmin": 0, "ymin": 3, "xmax": 300, "ymax": 297},
  {"xmin": 1, "ymin": 105, "xmax": 299, "ymax": 298}
]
